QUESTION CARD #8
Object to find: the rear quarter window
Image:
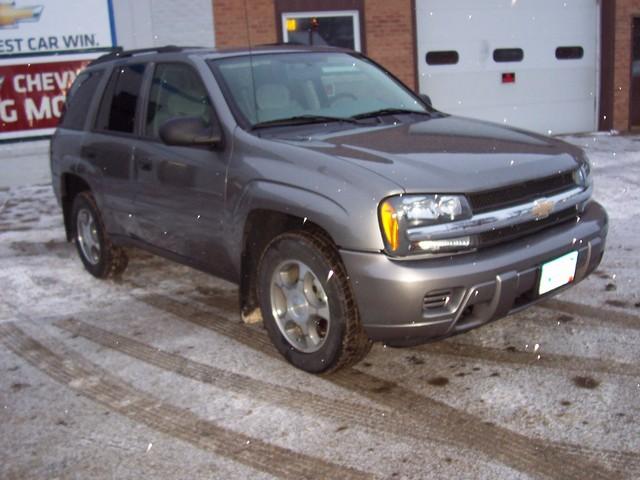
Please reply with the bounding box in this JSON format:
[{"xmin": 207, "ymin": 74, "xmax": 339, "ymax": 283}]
[{"xmin": 59, "ymin": 70, "xmax": 103, "ymax": 130}]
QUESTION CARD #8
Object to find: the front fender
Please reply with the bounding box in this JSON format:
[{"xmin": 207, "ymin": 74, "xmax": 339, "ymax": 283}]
[{"xmin": 228, "ymin": 179, "xmax": 385, "ymax": 260}]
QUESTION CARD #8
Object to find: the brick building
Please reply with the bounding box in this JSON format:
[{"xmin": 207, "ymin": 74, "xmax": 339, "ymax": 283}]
[
  {"xmin": 603, "ymin": 0, "xmax": 640, "ymax": 132},
  {"xmin": 212, "ymin": 0, "xmax": 640, "ymax": 134}
]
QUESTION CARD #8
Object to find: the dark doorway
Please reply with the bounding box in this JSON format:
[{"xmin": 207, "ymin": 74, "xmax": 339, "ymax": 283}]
[{"xmin": 631, "ymin": 18, "xmax": 640, "ymax": 127}]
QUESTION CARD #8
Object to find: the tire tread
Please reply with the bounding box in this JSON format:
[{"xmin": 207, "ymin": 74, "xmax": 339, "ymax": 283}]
[
  {"xmin": 259, "ymin": 229, "xmax": 372, "ymax": 373},
  {"xmin": 73, "ymin": 191, "xmax": 128, "ymax": 279}
]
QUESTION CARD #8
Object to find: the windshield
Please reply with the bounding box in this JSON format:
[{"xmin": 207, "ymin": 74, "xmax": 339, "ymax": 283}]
[{"xmin": 208, "ymin": 52, "xmax": 429, "ymax": 128}]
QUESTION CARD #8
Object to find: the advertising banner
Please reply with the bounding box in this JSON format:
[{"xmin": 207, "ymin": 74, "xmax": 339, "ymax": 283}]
[
  {"xmin": 0, "ymin": 0, "xmax": 115, "ymax": 57},
  {"xmin": 0, "ymin": 57, "xmax": 93, "ymax": 140},
  {"xmin": 0, "ymin": 0, "xmax": 115, "ymax": 140}
]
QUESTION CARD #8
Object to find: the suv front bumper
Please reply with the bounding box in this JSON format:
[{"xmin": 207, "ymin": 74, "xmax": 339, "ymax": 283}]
[{"xmin": 340, "ymin": 201, "xmax": 608, "ymax": 344}]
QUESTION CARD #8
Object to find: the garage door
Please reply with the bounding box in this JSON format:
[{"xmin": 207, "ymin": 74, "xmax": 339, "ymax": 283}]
[{"xmin": 415, "ymin": 0, "xmax": 598, "ymax": 135}]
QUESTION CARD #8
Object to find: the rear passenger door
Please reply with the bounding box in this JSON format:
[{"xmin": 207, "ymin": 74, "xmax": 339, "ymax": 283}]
[
  {"xmin": 133, "ymin": 62, "xmax": 231, "ymax": 273},
  {"xmin": 84, "ymin": 63, "xmax": 147, "ymax": 236}
]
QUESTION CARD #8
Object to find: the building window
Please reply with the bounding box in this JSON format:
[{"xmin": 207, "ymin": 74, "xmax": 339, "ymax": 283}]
[
  {"xmin": 634, "ymin": 17, "xmax": 640, "ymax": 72},
  {"xmin": 631, "ymin": 18, "xmax": 640, "ymax": 126},
  {"xmin": 556, "ymin": 46, "xmax": 584, "ymax": 60},
  {"xmin": 281, "ymin": 10, "xmax": 361, "ymax": 51},
  {"xmin": 493, "ymin": 48, "xmax": 524, "ymax": 63},
  {"xmin": 425, "ymin": 50, "xmax": 459, "ymax": 65}
]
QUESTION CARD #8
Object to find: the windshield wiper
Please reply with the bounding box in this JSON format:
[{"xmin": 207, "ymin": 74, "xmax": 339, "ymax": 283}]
[
  {"xmin": 252, "ymin": 114, "xmax": 363, "ymax": 129},
  {"xmin": 350, "ymin": 108, "xmax": 431, "ymax": 120}
]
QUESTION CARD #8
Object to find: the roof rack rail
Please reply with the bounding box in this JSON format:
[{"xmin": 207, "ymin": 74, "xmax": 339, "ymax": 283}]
[
  {"xmin": 254, "ymin": 42, "xmax": 344, "ymax": 50},
  {"xmin": 256, "ymin": 41, "xmax": 305, "ymax": 47},
  {"xmin": 88, "ymin": 45, "xmax": 203, "ymax": 66}
]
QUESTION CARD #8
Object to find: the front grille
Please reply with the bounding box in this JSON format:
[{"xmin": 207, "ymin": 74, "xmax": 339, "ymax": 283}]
[
  {"xmin": 477, "ymin": 208, "xmax": 577, "ymax": 248},
  {"xmin": 468, "ymin": 171, "xmax": 576, "ymax": 214},
  {"xmin": 423, "ymin": 289, "xmax": 452, "ymax": 310}
]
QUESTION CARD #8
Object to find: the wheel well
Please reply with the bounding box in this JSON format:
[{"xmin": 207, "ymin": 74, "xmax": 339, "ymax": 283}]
[
  {"xmin": 239, "ymin": 209, "xmax": 336, "ymax": 320},
  {"xmin": 61, "ymin": 174, "xmax": 91, "ymax": 241}
]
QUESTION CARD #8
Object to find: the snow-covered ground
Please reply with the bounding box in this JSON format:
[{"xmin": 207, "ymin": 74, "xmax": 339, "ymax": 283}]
[
  {"xmin": 561, "ymin": 133, "xmax": 640, "ymax": 309},
  {"xmin": 0, "ymin": 140, "xmax": 50, "ymax": 189},
  {"xmin": 0, "ymin": 134, "xmax": 638, "ymax": 480}
]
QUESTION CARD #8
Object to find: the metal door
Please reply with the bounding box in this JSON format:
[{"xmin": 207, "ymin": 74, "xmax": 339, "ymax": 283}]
[{"xmin": 415, "ymin": 0, "xmax": 599, "ymax": 134}]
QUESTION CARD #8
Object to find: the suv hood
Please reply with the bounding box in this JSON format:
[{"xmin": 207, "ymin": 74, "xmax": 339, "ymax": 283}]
[{"xmin": 265, "ymin": 115, "xmax": 584, "ymax": 194}]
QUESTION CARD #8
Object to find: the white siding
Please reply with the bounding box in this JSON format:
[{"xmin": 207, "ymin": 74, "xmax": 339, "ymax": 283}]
[
  {"xmin": 149, "ymin": 0, "xmax": 215, "ymax": 47},
  {"xmin": 416, "ymin": 0, "xmax": 599, "ymax": 135},
  {"xmin": 111, "ymin": 0, "xmax": 215, "ymax": 49}
]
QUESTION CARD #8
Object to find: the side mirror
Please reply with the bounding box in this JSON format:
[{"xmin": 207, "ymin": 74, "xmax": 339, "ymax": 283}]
[
  {"xmin": 419, "ymin": 94, "xmax": 432, "ymax": 108},
  {"xmin": 159, "ymin": 117, "xmax": 222, "ymax": 147}
]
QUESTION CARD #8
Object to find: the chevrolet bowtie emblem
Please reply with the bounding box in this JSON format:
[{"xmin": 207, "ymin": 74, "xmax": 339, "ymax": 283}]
[
  {"xmin": 532, "ymin": 198, "xmax": 555, "ymax": 219},
  {"xmin": 0, "ymin": 2, "xmax": 43, "ymax": 28}
]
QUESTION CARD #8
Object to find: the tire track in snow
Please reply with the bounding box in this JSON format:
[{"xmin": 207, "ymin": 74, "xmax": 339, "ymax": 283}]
[
  {"xmin": 55, "ymin": 316, "xmax": 640, "ymax": 479},
  {"xmin": 538, "ymin": 299, "xmax": 640, "ymax": 331},
  {"xmin": 413, "ymin": 341, "xmax": 640, "ymax": 377},
  {"xmin": 188, "ymin": 287, "xmax": 640, "ymax": 377},
  {"xmin": 163, "ymin": 288, "xmax": 640, "ymax": 379},
  {"xmin": 0, "ymin": 322, "xmax": 375, "ymax": 480},
  {"xmin": 136, "ymin": 292, "xmax": 626, "ymax": 480}
]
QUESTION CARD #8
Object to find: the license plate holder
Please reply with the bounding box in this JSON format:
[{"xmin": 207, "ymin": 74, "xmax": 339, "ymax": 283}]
[{"xmin": 538, "ymin": 251, "xmax": 579, "ymax": 295}]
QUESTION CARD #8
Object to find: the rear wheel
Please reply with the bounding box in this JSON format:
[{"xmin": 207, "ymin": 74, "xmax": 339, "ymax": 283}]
[
  {"xmin": 257, "ymin": 230, "xmax": 371, "ymax": 373},
  {"xmin": 71, "ymin": 191, "xmax": 128, "ymax": 278}
]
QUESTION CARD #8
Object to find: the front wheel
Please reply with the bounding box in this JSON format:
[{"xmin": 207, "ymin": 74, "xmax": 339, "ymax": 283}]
[
  {"xmin": 71, "ymin": 191, "xmax": 128, "ymax": 278},
  {"xmin": 257, "ymin": 230, "xmax": 371, "ymax": 373}
]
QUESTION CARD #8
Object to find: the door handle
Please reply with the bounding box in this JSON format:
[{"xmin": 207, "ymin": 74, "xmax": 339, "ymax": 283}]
[
  {"xmin": 82, "ymin": 147, "xmax": 97, "ymax": 159},
  {"xmin": 137, "ymin": 158, "xmax": 153, "ymax": 171}
]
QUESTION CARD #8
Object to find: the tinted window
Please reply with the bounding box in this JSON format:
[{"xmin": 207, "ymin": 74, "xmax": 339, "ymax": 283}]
[
  {"xmin": 145, "ymin": 63, "xmax": 212, "ymax": 138},
  {"xmin": 426, "ymin": 50, "xmax": 459, "ymax": 65},
  {"xmin": 96, "ymin": 63, "xmax": 146, "ymax": 133},
  {"xmin": 493, "ymin": 48, "xmax": 524, "ymax": 63},
  {"xmin": 60, "ymin": 70, "xmax": 103, "ymax": 130},
  {"xmin": 555, "ymin": 46, "xmax": 584, "ymax": 60}
]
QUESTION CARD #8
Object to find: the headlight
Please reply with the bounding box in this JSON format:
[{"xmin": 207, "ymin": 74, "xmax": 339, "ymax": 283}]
[{"xmin": 379, "ymin": 194, "xmax": 472, "ymax": 256}]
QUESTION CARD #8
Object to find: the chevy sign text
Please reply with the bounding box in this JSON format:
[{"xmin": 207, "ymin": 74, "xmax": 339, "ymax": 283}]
[{"xmin": 0, "ymin": 60, "xmax": 89, "ymax": 133}]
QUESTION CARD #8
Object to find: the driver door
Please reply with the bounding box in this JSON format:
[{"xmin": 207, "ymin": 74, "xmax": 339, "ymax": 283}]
[{"xmin": 132, "ymin": 62, "xmax": 230, "ymax": 274}]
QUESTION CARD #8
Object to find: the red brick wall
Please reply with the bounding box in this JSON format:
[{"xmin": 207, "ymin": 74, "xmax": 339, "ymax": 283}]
[
  {"xmin": 212, "ymin": 0, "xmax": 277, "ymax": 48},
  {"xmin": 364, "ymin": 0, "xmax": 416, "ymax": 90},
  {"xmin": 212, "ymin": 0, "xmax": 417, "ymax": 90},
  {"xmin": 612, "ymin": 0, "xmax": 640, "ymax": 131}
]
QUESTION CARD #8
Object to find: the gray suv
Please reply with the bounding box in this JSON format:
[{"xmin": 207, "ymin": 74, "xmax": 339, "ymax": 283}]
[{"xmin": 51, "ymin": 45, "xmax": 608, "ymax": 373}]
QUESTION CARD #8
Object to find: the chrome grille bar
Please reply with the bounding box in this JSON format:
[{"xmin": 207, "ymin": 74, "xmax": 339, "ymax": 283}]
[{"xmin": 407, "ymin": 185, "xmax": 591, "ymax": 242}]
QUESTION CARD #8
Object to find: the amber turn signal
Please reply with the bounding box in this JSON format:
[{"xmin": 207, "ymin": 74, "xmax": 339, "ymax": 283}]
[{"xmin": 380, "ymin": 201, "xmax": 400, "ymax": 252}]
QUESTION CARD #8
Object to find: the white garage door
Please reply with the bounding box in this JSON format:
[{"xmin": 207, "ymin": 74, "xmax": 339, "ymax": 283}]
[{"xmin": 415, "ymin": 0, "xmax": 598, "ymax": 134}]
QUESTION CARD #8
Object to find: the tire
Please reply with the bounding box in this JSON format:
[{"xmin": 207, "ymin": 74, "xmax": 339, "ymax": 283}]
[
  {"xmin": 257, "ymin": 230, "xmax": 372, "ymax": 373},
  {"xmin": 71, "ymin": 191, "xmax": 128, "ymax": 279}
]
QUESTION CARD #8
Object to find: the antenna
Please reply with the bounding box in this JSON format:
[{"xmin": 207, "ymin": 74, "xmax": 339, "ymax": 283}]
[{"xmin": 242, "ymin": 0, "xmax": 259, "ymax": 125}]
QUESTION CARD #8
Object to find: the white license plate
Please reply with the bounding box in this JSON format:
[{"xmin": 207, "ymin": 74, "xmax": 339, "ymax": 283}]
[{"xmin": 538, "ymin": 251, "xmax": 579, "ymax": 295}]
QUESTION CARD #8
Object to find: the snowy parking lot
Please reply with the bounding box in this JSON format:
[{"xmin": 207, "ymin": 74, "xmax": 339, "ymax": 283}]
[{"xmin": 0, "ymin": 133, "xmax": 639, "ymax": 479}]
